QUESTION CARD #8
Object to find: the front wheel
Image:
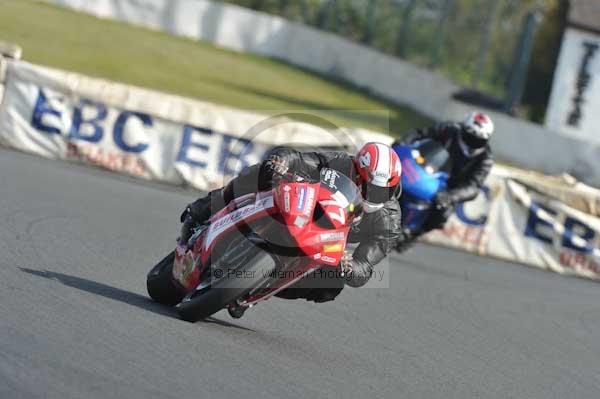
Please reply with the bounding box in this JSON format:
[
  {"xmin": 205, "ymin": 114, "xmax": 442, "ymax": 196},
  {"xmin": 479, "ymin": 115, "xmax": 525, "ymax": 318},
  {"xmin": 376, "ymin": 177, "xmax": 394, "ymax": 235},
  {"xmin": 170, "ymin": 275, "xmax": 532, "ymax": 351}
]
[
  {"xmin": 147, "ymin": 251, "xmax": 185, "ymax": 306},
  {"xmin": 176, "ymin": 241, "xmax": 277, "ymax": 322}
]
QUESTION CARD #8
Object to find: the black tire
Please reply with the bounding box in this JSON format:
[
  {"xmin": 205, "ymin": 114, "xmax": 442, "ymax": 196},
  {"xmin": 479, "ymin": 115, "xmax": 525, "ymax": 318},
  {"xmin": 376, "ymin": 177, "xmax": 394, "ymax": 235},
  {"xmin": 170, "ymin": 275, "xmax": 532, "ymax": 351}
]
[
  {"xmin": 176, "ymin": 242, "xmax": 276, "ymax": 322},
  {"xmin": 146, "ymin": 251, "xmax": 185, "ymax": 306}
]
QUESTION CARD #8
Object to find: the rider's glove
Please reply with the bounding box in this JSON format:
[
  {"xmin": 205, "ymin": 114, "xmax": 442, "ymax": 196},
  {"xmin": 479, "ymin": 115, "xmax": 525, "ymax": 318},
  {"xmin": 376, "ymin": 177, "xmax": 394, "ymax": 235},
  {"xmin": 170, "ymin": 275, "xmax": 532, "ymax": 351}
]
[
  {"xmin": 265, "ymin": 155, "xmax": 289, "ymax": 178},
  {"xmin": 180, "ymin": 205, "xmax": 192, "ymax": 223},
  {"xmin": 340, "ymin": 251, "xmax": 354, "ymax": 277},
  {"xmin": 401, "ymin": 227, "xmax": 415, "ymax": 241},
  {"xmin": 433, "ymin": 191, "xmax": 453, "ymax": 209}
]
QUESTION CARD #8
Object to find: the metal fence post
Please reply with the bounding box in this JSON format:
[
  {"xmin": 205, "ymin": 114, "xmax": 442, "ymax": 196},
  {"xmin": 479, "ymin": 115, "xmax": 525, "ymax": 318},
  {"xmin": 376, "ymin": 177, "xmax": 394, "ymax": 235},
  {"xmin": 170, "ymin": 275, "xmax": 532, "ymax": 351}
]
[
  {"xmin": 430, "ymin": 0, "xmax": 453, "ymax": 68},
  {"xmin": 396, "ymin": 0, "xmax": 419, "ymax": 57},
  {"xmin": 249, "ymin": 0, "xmax": 264, "ymax": 11},
  {"xmin": 316, "ymin": 0, "xmax": 334, "ymax": 28},
  {"xmin": 279, "ymin": 0, "xmax": 289, "ymax": 17},
  {"xmin": 330, "ymin": 0, "xmax": 340, "ymax": 33},
  {"xmin": 299, "ymin": 0, "xmax": 309, "ymax": 24},
  {"xmin": 504, "ymin": 10, "xmax": 542, "ymax": 112},
  {"xmin": 362, "ymin": 0, "xmax": 378, "ymax": 44},
  {"xmin": 471, "ymin": 0, "xmax": 502, "ymax": 89}
]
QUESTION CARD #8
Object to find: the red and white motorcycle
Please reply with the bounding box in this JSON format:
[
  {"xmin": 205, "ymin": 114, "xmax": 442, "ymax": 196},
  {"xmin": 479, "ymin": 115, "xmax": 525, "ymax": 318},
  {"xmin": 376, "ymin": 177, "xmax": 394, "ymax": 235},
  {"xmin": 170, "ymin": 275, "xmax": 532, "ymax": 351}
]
[{"xmin": 146, "ymin": 168, "xmax": 363, "ymax": 322}]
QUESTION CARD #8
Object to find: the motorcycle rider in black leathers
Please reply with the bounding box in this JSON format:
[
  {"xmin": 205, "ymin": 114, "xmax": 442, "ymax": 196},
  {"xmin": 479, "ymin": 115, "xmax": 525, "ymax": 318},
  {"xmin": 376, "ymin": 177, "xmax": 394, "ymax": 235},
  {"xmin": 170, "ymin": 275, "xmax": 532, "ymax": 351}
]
[
  {"xmin": 179, "ymin": 143, "xmax": 403, "ymax": 312},
  {"xmin": 393, "ymin": 112, "xmax": 494, "ymax": 251}
]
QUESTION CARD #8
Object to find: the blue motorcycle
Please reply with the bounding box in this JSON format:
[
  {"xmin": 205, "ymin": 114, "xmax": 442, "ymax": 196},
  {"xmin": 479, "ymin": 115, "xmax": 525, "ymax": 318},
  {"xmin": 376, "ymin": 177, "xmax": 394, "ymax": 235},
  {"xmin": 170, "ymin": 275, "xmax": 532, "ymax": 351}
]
[{"xmin": 392, "ymin": 139, "xmax": 451, "ymax": 249}]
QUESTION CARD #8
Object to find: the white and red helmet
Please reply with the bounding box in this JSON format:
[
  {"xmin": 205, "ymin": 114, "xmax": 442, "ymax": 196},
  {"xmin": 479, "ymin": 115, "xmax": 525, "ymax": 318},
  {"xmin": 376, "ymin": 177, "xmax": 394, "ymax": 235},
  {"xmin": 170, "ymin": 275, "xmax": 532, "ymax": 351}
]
[
  {"xmin": 354, "ymin": 142, "xmax": 402, "ymax": 213},
  {"xmin": 459, "ymin": 112, "xmax": 494, "ymax": 156}
]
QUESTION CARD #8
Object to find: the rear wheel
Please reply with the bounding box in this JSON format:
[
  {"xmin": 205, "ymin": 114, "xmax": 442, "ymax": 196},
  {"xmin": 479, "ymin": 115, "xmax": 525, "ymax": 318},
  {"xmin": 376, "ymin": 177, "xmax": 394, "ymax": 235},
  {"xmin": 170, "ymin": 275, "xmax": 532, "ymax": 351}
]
[
  {"xmin": 176, "ymin": 237, "xmax": 277, "ymax": 322},
  {"xmin": 146, "ymin": 251, "xmax": 185, "ymax": 306}
]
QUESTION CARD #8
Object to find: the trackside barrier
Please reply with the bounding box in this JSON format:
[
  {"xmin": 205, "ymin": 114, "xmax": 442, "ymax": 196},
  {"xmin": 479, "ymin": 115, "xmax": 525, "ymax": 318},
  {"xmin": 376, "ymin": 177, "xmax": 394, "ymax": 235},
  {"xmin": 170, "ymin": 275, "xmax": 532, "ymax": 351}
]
[
  {"xmin": 0, "ymin": 59, "xmax": 385, "ymax": 191},
  {"xmin": 423, "ymin": 166, "xmax": 600, "ymax": 280},
  {"xmin": 43, "ymin": 0, "xmax": 600, "ymax": 188},
  {"xmin": 1, "ymin": 58, "xmax": 600, "ymax": 282}
]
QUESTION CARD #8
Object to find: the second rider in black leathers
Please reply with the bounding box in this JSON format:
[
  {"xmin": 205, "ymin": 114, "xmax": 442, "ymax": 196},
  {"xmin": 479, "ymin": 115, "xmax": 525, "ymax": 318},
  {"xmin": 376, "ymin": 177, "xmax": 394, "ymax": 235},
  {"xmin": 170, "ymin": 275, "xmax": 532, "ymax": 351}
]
[{"xmin": 393, "ymin": 112, "xmax": 495, "ymax": 250}]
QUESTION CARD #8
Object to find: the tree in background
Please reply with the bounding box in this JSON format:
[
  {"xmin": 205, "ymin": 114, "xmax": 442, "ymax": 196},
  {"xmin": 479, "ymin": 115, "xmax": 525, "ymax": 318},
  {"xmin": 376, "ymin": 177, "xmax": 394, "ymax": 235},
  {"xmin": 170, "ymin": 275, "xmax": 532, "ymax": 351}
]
[{"xmin": 521, "ymin": 0, "xmax": 568, "ymax": 123}]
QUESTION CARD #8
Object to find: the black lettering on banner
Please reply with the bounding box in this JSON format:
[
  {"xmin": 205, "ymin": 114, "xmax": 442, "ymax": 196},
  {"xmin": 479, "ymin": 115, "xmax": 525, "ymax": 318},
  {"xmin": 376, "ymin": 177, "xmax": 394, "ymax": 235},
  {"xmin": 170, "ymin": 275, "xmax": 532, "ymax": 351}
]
[{"xmin": 567, "ymin": 41, "xmax": 599, "ymax": 127}]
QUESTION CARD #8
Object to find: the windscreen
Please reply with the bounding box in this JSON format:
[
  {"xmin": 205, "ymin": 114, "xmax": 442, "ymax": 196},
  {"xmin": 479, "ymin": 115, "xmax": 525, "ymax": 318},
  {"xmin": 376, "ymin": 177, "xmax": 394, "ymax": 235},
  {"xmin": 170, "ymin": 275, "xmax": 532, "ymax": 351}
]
[
  {"xmin": 412, "ymin": 139, "xmax": 451, "ymax": 174},
  {"xmin": 319, "ymin": 168, "xmax": 363, "ymax": 224}
]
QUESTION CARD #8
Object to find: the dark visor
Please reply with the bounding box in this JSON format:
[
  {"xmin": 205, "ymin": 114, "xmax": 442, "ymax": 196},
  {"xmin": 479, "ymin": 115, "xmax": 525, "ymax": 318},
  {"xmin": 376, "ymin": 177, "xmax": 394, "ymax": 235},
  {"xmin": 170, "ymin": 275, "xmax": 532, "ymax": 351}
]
[
  {"xmin": 461, "ymin": 132, "xmax": 487, "ymax": 149},
  {"xmin": 363, "ymin": 182, "xmax": 398, "ymax": 204}
]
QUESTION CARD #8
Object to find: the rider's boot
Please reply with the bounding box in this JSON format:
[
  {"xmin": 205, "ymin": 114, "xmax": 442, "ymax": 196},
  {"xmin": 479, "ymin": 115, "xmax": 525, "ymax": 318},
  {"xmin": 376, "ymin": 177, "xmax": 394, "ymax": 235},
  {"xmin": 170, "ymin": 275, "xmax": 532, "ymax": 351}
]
[
  {"xmin": 178, "ymin": 215, "xmax": 197, "ymax": 247},
  {"xmin": 227, "ymin": 303, "xmax": 248, "ymax": 319}
]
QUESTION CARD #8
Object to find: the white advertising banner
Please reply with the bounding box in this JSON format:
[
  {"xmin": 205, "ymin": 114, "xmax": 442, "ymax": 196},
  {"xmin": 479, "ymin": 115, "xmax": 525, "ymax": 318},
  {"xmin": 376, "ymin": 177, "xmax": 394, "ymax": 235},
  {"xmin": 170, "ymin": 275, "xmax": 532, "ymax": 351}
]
[
  {"xmin": 0, "ymin": 60, "xmax": 371, "ymax": 191},
  {"xmin": 424, "ymin": 168, "xmax": 600, "ymax": 280},
  {"xmin": 546, "ymin": 28, "xmax": 600, "ymax": 141}
]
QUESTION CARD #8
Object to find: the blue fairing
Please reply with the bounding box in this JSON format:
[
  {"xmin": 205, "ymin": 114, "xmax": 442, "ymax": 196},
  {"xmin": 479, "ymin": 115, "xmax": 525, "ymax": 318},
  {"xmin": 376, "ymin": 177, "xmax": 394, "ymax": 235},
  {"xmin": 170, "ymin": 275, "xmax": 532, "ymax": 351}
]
[{"xmin": 393, "ymin": 142, "xmax": 448, "ymax": 231}]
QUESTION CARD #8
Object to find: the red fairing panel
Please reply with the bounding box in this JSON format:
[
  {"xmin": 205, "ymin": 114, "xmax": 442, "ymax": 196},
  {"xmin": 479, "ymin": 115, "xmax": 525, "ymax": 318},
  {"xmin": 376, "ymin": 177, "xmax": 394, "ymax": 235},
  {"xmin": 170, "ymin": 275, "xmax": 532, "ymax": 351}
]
[
  {"xmin": 274, "ymin": 181, "xmax": 348, "ymax": 266},
  {"xmin": 172, "ymin": 192, "xmax": 276, "ymax": 290},
  {"xmin": 199, "ymin": 192, "xmax": 277, "ymax": 265}
]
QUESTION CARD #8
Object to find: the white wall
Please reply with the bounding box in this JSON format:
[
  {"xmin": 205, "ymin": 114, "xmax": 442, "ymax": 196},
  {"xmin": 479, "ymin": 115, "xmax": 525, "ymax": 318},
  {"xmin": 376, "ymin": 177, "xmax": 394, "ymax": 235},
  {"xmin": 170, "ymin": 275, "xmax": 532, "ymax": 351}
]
[{"xmin": 44, "ymin": 0, "xmax": 600, "ymax": 187}]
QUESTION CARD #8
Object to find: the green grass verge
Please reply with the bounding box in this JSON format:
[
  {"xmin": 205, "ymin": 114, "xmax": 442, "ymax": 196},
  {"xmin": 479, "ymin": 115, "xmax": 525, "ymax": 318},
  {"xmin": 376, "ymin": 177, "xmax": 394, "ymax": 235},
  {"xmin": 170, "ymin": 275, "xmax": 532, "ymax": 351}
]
[{"xmin": 0, "ymin": 0, "xmax": 432, "ymax": 136}]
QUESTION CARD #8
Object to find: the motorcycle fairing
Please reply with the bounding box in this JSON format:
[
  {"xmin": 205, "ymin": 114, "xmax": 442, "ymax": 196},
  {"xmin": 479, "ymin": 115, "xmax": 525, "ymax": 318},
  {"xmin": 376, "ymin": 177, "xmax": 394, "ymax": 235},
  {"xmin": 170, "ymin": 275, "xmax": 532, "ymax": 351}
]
[
  {"xmin": 273, "ymin": 179, "xmax": 349, "ymax": 267},
  {"xmin": 172, "ymin": 169, "xmax": 360, "ymax": 307},
  {"xmin": 394, "ymin": 144, "xmax": 448, "ymax": 201},
  {"xmin": 172, "ymin": 192, "xmax": 276, "ymax": 289},
  {"xmin": 393, "ymin": 142, "xmax": 449, "ymax": 231}
]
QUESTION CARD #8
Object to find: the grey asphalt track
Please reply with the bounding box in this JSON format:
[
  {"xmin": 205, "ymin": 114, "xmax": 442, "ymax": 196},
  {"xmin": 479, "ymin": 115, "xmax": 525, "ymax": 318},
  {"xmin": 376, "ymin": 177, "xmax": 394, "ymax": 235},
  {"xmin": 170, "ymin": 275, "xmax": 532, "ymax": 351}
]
[{"xmin": 1, "ymin": 147, "xmax": 600, "ymax": 399}]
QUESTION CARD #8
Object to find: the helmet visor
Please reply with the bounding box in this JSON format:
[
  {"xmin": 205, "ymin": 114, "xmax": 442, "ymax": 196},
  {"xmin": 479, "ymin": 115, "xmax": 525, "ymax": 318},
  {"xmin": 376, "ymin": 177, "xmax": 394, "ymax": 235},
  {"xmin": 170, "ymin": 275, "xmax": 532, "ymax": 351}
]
[{"xmin": 461, "ymin": 131, "xmax": 488, "ymax": 149}]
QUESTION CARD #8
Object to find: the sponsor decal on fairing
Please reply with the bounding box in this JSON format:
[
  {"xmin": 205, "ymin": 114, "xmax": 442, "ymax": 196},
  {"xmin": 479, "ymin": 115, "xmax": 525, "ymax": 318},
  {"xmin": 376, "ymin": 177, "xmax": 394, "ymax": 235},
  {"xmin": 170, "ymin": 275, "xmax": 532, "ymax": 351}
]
[
  {"xmin": 204, "ymin": 196, "xmax": 274, "ymax": 248},
  {"xmin": 293, "ymin": 215, "xmax": 308, "ymax": 227},
  {"xmin": 284, "ymin": 192, "xmax": 291, "ymax": 212},
  {"xmin": 323, "ymin": 169, "xmax": 340, "ymax": 189},
  {"xmin": 323, "ymin": 243, "xmax": 343, "ymax": 253},
  {"xmin": 320, "ymin": 255, "xmax": 337, "ymax": 263},
  {"xmin": 297, "ymin": 187, "xmax": 306, "ymax": 210},
  {"xmin": 319, "ymin": 231, "xmax": 345, "ymax": 242},
  {"xmin": 320, "ymin": 191, "xmax": 350, "ymax": 224},
  {"xmin": 303, "ymin": 187, "xmax": 316, "ymax": 216}
]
